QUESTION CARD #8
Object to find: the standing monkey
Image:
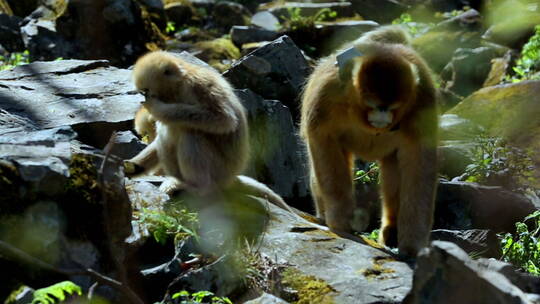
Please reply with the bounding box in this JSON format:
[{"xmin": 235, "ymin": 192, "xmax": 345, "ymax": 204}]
[{"xmin": 300, "ymin": 26, "xmax": 438, "ymax": 256}]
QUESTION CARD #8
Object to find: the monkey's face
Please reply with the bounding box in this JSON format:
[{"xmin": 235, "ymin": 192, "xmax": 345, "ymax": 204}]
[
  {"xmin": 354, "ymin": 54, "xmax": 416, "ymax": 132},
  {"xmin": 133, "ymin": 51, "xmax": 183, "ymax": 105}
]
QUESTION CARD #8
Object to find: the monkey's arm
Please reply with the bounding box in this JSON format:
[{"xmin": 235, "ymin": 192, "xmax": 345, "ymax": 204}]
[
  {"xmin": 125, "ymin": 140, "xmax": 160, "ymax": 176},
  {"xmin": 145, "ymin": 97, "xmax": 239, "ymax": 134}
]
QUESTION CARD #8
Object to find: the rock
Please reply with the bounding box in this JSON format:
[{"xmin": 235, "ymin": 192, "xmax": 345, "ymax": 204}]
[
  {"xmin": 212, "ymin": 1, "xmax": 251, "ymax": 29},
  {"xmin": 6, "ymin": 0, "xmax": 37, "ymax": 17},
  {"xmin": 439, "ymin": 114, "xmax": 485, "ymax": 141},
  {"xmin": 482, "ymin": 0, "xmax": 540, "ymax": 48},
  {"xmin": 236, "ymin": 89, "xmax": 309, "ymax": 206},
  {"xmin": 263, "ymin": 2, "xmax": 354, "ymax": 21},
  {"xmin": 483, "ymin": 50, "xmax": 515, "ymax": 87},
  {"xmin": 431, "ymin": 229, "xmax": 501, "ymax": 258},
  {"xmin": 431, "ymin": 8, "xmax": 483, "ymax": 32},
  {"xmin": 403, "ymin": 241, "xmax": 532, "ymax": 304},
  {"xmin": 259, "ymin": 203, "xmax": 413, "ymax": 304},
  {"xmin": 251, "ymin": 11, "xmax": 280, "ymax": 32},
  {"xmin": 447, "ymin": 80, "xmax": 540, "ymax": 188},
  {"xmin": 230, "ymin": 25, "xmax": 281, "ymax": 47},
  {"xmin": 0, "ymin": 59, "xmax": 143, "ymax": 148},
  {"xmin": 223, "ymin": 36, "xmax": 310, "ymax": 119},
  {"xmin": 438, "ymin": 140, "xmax": 475, "ymax": 179},
  {"xmin": 312, "ymin": 20, "xmax": 379, "ymax": 56},
  {"xmin": 477, "ymin": 258, "xmax": 540, "ymax": 295},
  {"xmin": 0, "ymin": 13, "xmax": 24, "ymax": 52},
  {"xmin": 413, "ymin": 10, "xmax": 483, "ymax": 72},
  {"xmin": 244, "ymin": 293, "xmax": 289, "ymax": 304},
  {"xmin": 20, "ymin": 18, "xmax": 75, "ymax": 61},
  {"xmin": 435, "ymin": 180, "xmax": 540, "ymax": 233},
  {"xmin": 441, "ymin": 46, "xmax": 502, "ymax": 97},
  {"xmin": 349, "ymin": 0, "xmax": 407, "ymax": 24},
  {"xmin": 110, "ymin": 131, "xmax": 146, "ymax": 160}
]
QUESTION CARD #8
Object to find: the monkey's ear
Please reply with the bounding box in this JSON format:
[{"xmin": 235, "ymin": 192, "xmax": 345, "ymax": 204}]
[
  {"xmin": 163, "ymin": 62, "xmax": 183, "ymax": 77},
  {"xmin": 336, "ymin": 47, "xmax": 363, "ymax": 82}
]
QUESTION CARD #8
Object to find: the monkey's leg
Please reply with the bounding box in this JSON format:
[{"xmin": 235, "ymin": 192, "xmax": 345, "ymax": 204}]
[
  {"xmin": 309, "ymin": 169, "xmax": 326, "ymax": 221},
  {"xmin": 378, "ymin": 152, "xmax": 401, "ymax": 248},
  {"xmin": 125, "ymin": 140, "xmax": 159, "ymax": 176},
  {"xmin": 309, "ymin": 140, "xmax": 355, "ymax": 233},
  {"xmin": 397, "ymin": 144, "xmax": 437, "ymax": 257}
]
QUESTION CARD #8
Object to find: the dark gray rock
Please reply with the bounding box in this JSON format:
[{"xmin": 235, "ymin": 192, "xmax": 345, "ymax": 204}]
[
  {"xmin": 230, "ymin": 26, "xmax": 281, "ymax": 46},
  {"xmin": 265, "ymin": 2, "xmax": 354, "ymax": 20},
  {"xmin": 0, "ymin": 59, "xmax": 143, "ymax": 148},
  {"xmin": 251, "ymin": 11, "xmax": 280, "ymax": 31},
  {"xmin": 236, "ymin": 89, "xmax": 308, "ymax": 205},
  {"xmin": 212, "ymin": 1, "xmax": 251, "ymax": 29},
  {"xmin": 432, "ymin": 9, "xmax": 483, "ymax": 32},
  {"xmin": 441, "ymin": 47, "xmax": 502, "ymax": 97},
  {"xmin": 431, "ymin": 229, "xmax": 501, "ymax": 258},
  {"xmin": 244, "ymin": 293, "xmax": 289, "ymax": 304},
  {"xmin": 403, "ymin": 241, "xmax": 531, "ymax": 304},
  {"xmin": 313, "ymin": 20, "xmax": 379, "ymax": 55},
  {"xmin": 260, "ymin": 203, "xmax": 413, "ymax": 304},
  {"xmin": 0, "ymin": 13, "xmax": 24, "ymax": 52},
  {"xmin": 477, "ymin": 258, "xmax": 540, "ymax": 295},
  {"xmin": 164, "ymin": 0, "xmax": 214, "ymax": 27},
  {"xmin": 224, "ymin": 36, "xmax": 310, "ymax": 119},
  {"xmin": 435, "ymin": 180, "xmax": 540, "ymax": 233},
  {"xmin": 110, "ymin": 131, "xmax": 146, "ymax": 160},
  {"xmin": 6, "ymin": 0, "xmax": 38, "ymax": 18},
  {"xmin": 349, "ymin": 0, "xmax": 407, "ymax": 24},
  {"xmin": 20, "ymin": 18, "xmax": 75, "ymax": 61}
]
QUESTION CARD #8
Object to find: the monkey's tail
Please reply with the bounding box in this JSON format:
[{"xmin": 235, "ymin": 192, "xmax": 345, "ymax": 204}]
[{"xmin": 234, "ymin": 175, "xmax": 329, "ymax": 231}]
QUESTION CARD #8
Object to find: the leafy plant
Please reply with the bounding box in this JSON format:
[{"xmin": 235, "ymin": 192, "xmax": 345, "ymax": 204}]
[
  {"xmin": 506, "ymin": 25, "xmax": 540, "ymax": 82},
  {"xmin": 166, "ymin": 21, "xmax": 176, "ymax": 34},
  {"xmin": 171, "ymin": 290, "xmax": 233, "ymax": 304},
  {"xmin": 32, "ymin": 281, "xmax": 82, "ymax": 304},
  {"xmin": 354, "ymin": 162, "xmax": 379, "ymax": 185},
  {"xmin": 363, "ymin": 229, "xmax": 380, "ymax": 242},
  {"xmin": 282, "ymin": 7, "xmax": 337, "ymax": 31},
  {"xmin": 136, "ymin": 207, "xmax": 198, "ymax": 245},
  {"xmin": 462, "ymin": 135, "xmax": 534, "ymax": 189},
  {"xmin": 500, "ymin": 211, "xmax": 540, "ymax": 275},
  {"xmin": 391, "ymin": 13, "xmax": 418, "ymax": 36},
  {"xmin": 0, "ymin": 50, "xmax": 30, "ymax": 71}
]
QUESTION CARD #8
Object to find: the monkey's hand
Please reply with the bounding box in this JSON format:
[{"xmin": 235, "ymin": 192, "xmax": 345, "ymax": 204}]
[{"xmin": 123, "ymin": 160, "xmax": 146, "ymax": 177}]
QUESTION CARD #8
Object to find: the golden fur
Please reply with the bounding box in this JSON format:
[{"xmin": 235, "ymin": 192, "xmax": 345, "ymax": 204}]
[{"xmin": 300, "ymin": 26, "xmax": 439, "ymax": 256}]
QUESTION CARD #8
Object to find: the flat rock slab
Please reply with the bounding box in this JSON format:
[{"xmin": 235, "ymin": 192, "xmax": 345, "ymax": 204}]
[
  {"xmin": 0, "ymin": 59, "xmax": 143, "ymax": 130},
  {"xmin": 260, "ymin": 204, "xmax": 413, "ymax": 304}
]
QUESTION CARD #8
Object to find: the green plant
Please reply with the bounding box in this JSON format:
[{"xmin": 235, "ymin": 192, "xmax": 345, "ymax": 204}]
[
  {"xmin": 136, "ymin": 207, "xmax": 198, "ymax": 245},
  {"xmin": 363, "ymin": 229, "xmax": 380, "ymax": 242},
  {"xmin": 166, "ymin": 21, "xmax": 176, "ymax": 34},
  {"xmin": 500, "ymin": 211, "xmax": 540, "ymax": 275},
  {"xmin": 0, "ymin": 50, "xmax": 30, "ymax": 71},
  {"xmin": 391, "ymin": 13, "xmax": 418, "ymax": 36},
  {"xmin": 282, "ymin": 7, "xmax": 337, "ymax": 31},
  {"xmin": 171, "ymin": 290, "xmax": 233, "ymax": 304},
  {"xmin": 354, "ymin": 162, "xmax": 379, "ymax": 185},
  {"xmin": 462, "ymin": 135, "xmax": 534, "ymax": 189},
  {"xmin": 32, "ymin": 281, "xmax": 82, "ymax": 304},
  {"xmin": 506, "ymin": 25, "xmax": 540, "ymax": 82}
]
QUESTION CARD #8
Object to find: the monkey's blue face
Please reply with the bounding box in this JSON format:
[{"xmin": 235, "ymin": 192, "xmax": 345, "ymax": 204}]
[{"xmin": 365, "ymin": 99, "xmax": 402, "ymax": 129}]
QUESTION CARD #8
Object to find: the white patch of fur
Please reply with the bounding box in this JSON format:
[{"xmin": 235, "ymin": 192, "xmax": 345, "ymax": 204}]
[{"xmin": 368, "ymin": 110, "xmax": 393, "ymax": 128}]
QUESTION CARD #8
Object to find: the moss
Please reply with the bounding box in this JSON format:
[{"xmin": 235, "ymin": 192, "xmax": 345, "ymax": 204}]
[
  {"xmin": 359, "ymin": 256, "xmax": 396, "ymax": 280},
  {"xmin": 195, "ymin": 38, "xmax": 241, "ymax": 72},
  {"xmin": 65, "ymin": 154, "xmax": 100, "ymax": 203},
  {"xmin": 281, "ymin": 267, "xmax": 336, "ymax": 304}
]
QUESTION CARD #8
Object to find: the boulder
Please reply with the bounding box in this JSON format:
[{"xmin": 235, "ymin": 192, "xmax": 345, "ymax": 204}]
[
  {"xmin": 0, "ymin": 13, "xmax": 24, "ymax": 52},
  {"xmin": 431, "ymin": 229, "xmax": 501, "ymax": 258},
  {"xmin": 447, "ymin": 80, "xmax": 540, "ymax": 187},
  {"xmin": 262, "ymin": 2, "xmax": 354, "ymax": 21},
  {"xmin": 259, "ymin": 203, "xmax": 413, "ymax": 304},
  {"xmin": 441, "ymin": 46, "xmax": 502, "ymax": 97},
  {"xmin": 348, "ymin": 0, "xmax": 406, "ymax": 24},
  {"xmin": 230, "ymin": 25, "xmax": 281, "ymax": 47},
  {"xmin": 236, "ymin": 89, "xmax": 309, "ymax": 207},
  {"xmin": 435, "ymin": 180, "xmax": 540, "ymax": 233},
  {"xmin": 212, "ymin": 1, "xmax": 251, "ymax": 30},
  {"xmin": 0, "ymin": 59, "xmax": 143, "ymax": 148},
  {"xmin": 404, "ymin": 241, "xmax": 532, "ymax": 304},
  {"xmin": 223, "ymin": 35, "xmax": 310, "ymax": 120}
]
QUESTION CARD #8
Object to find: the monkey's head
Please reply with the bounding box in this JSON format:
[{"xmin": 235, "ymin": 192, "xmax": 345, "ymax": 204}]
[
  {"xmin": 352, "ymin": 51, "xmax": 418, "ymax": 133},
  {"xmin": 133, "ymin": 51, "xmax": 185, "ymax": 104}
]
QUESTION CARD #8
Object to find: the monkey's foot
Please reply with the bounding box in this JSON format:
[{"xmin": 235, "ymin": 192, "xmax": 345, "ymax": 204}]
[
  {"xmin": 123, "ymin": 160, "xmax": 145, "ymax": 177},
  {"xmin": 159, "ymin": 178, "xmax": 186, "ymax": 196},
  {"xmin": 379, "ymin": 225, "xmax": 398, "ymax": 248}
]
